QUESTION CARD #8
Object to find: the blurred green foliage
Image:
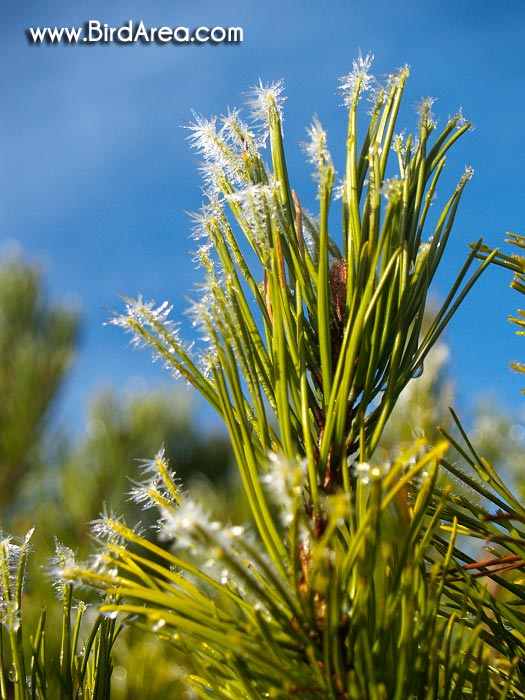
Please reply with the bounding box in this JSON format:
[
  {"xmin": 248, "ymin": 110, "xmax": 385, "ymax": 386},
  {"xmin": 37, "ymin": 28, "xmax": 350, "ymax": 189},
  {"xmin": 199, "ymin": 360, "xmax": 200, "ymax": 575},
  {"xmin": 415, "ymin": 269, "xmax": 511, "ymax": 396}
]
[
  {"xmin": 0, "ymin": 254, "xmax": 233, "ymax": 699},
  {"xmin": 0, "ymin": 256, "xmax": 78, "ymax": 513}
]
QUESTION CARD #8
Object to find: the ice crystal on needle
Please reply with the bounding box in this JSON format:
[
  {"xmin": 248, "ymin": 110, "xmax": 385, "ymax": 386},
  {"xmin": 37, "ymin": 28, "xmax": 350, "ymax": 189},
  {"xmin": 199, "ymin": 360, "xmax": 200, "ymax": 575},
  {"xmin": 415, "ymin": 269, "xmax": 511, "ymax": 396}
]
[
  {"xmin": 338, "ymin": 51, "xmax": 375, "ymax": 106},
  {"xmin": 246, "ymin": 79, "xmax": 286, "ymax": 128}
]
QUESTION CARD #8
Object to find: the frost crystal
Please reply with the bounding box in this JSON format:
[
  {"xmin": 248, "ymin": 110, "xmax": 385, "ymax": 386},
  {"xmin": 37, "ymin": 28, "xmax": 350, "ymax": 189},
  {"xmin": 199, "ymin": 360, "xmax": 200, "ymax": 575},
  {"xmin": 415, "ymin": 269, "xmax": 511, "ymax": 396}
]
[
  {"xmin": 262, "ymin": 454, "xmax": 306, "ymax": 526},
  {"xmin": 185, "ymin": 112, "xmax": 224, "ymax": 164},
  {"xmin": 246, "ymin": 79, "xmax": 286, "ymax": 127},
  {"xmin": 224, "ymin": 181, "xmax": 278, "ymax": 255},
  {"xmin": 186, "ymin": 284, "xmax": 216, "ymax": 333},
  {"xmin": 129, "ymin": 448, "xmax": 181, "ymax": 512},
  {"xmin": 48, "ymin": 540, "xmax": 77, "ymax": 600},
  {"xmin": 109, "ymin": 297, "xmax": 194, "ymax": 382},
  {"xmin": 354, "ymin": 462, "xmax": 371, "ymax": 475},
  {"xmin": 189, "ymin": 204, "xmax": 216, "ymax": 244},
  {"xmin": 338, "ymin": 52, "xmax": 375, "ymax": 106},
  {"xmin": 0, "ymin": 529, "xmax": 33, "ymax": 626},
  {"xmin": 457, "ymin": 165, "xmax": 475, "ymax": 190},
  {"xmin": 303, "ymin": 116, "xmax": 333, "ymax": 184},
  {"xmin": 91, "ymin": 511, "xmax": 126, "ymax": 545},
  {"xmin": 453, "ymin": 107, "xmax": 471, "ymax": 130},
  {"xmin": 381, "ymin": 177, "xmax": 404, "ymax": 202},
  {"xmin": 185, "ymin": 111, "xmax": 246, "ymax": 189},
  {"xmin": 221, "ymin": 108, "xmax": 265, "ymax": 152},
  {"xmin": 160, "ymin": 499, "xmax": 219, "ymax": 549},
  {"xmin": 110, "ymin": 297, "xmax": 175, "ymax": 336},
  {"xmin": 386, "ymin": 65, "xmax": 410, "ymax": 90},
  {"xmin": 416, "ymin": 96, "xmax": 437, "ymax": 129}
]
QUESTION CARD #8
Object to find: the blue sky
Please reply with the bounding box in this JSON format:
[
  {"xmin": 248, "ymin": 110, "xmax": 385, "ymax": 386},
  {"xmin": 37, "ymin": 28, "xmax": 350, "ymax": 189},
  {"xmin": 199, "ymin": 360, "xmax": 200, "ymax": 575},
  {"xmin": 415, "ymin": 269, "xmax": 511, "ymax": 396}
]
[{"xmin": 2, "ymin": 1, "xmax": 525, "ymax": 435}]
